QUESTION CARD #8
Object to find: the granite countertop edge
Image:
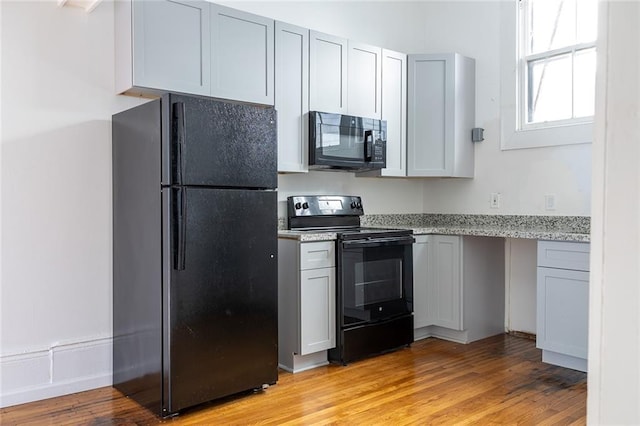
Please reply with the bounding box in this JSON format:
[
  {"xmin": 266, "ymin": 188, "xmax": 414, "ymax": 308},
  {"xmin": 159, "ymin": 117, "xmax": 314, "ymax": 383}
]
[
  {"xmin": 277, "ymin": 227, "xmax": 590, "ymax": 242},
  {"xmin": 277, "ymin": 214, "xmax": 590, "ymax": 243}
]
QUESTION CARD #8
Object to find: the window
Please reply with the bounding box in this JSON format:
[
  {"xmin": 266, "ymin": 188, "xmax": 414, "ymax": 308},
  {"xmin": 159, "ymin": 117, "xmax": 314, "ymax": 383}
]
[
  {"xmin": 521, "ymin": 0, "xmax": 597, "ymax": 128},
  {"xmin": 500, "ymin": 0, "xmax": 598, "ymax": 149}
]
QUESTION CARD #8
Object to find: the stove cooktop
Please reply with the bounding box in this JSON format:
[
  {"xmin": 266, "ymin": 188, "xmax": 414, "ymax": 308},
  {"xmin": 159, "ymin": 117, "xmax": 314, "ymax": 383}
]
[
  {"xmin": 292, "ymin": 226, "xmax": 412, "ymax": 240},
  {"xmin": 286, "ymin": 195, "xmax": 412, "ymax": 240}
]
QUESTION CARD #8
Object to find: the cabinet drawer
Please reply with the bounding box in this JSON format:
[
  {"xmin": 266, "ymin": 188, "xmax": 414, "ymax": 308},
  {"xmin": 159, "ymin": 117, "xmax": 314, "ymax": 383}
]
[
  {"xmin": 537, "ymin": 241, "xmax": 590, "ymax": 271},
  {"xmin": 300, "ymin": 241, "xmax": 335, "ymax": 270}
]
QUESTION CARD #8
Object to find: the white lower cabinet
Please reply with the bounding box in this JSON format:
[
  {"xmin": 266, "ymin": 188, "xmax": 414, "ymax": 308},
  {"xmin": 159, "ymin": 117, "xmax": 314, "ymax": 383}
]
[
  {"xmin": 413, "ymin": 235, "xmax": 504, "ymax": 343},
  {"xmin": 537, "ymin": 241, "xmax": 590, "ymax": 372},
  {"xmin": 278, "ymin": 239, "xmax": 336, "ymax": 372}
]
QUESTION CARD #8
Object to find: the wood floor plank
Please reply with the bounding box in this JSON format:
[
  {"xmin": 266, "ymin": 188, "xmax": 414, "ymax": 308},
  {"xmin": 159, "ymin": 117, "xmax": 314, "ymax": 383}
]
[{"xmin": 0, "ymin": 334, "xmax": 586, "ymax": 425}]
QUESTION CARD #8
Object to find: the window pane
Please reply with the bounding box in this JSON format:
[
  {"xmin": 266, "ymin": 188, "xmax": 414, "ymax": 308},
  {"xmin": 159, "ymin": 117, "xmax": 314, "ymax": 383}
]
[
  {"xmin": 574, "ymin": 48, "xmax": 596, "ymax": 117},
  {"xmin": 576, "ymin": 0, "xmax": 598, "ymax": 43},
  {"xmin": 529, "ymin": 0, "xmax": 576, "ymax": 54},
  {"xmin": 528, "ymin": 54, "xmax": 572, "ymax": 123}
]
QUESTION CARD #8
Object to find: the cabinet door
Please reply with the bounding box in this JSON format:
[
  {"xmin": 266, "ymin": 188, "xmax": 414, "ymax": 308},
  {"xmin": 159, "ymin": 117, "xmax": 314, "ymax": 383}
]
[
  {"xmin": 407, "ymin": 53, "xmax": 475, "ymax": 177},
  {"xmin": 300, "ymin": 268, "xmax": 336, "ymax": 355},
  {"xmin": 381, "ymin": 49, "xmax": 407, "ymax": 177},
  {"xmin": 309, "ymin": 31, "xmax": 348, "ymax": 114},
  {"xmin": 347, "ymin": 41, "xmax": 382, "ymax": 119},
  {"xmin": 275, "ymin": 22, "xmax": 309, "ymax": 173},
  {"xmin": 210, "ymin": 4, "xmax": 274, "ymax": 105},
  {"xmin": 430, "ymin": 235, "xmax": 463, "ymax": 330},
  {"xmin": 413, "ymin": 236, "xmax": 430, "ymax": 328},
  {"xmin": 537, "ymin": 267, "xmax": 589, "ymax": 359},
  {"xmin": 132, "ymin": 0, "xmax": 210, "ymax": 95}
]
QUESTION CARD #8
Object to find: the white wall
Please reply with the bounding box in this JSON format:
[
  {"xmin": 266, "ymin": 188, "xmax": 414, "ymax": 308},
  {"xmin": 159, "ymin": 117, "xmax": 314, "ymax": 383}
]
[
  {"xmin": 588, "ymin": 2, "xmax": 640, "ymax": 423},
  {"xmin": 277, "ymin": 173, "xmax": 424, "ymax": 218},
  {"xmin": 0, "ymin": 0, "xmax": 146, "ymax": 406},
  {"xmin": 504, "ymin": 238, "xmax": 537, "ymax": 334}
]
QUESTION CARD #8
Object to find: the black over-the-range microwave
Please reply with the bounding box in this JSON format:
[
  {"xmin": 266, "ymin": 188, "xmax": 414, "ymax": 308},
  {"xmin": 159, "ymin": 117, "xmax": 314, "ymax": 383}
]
[{"xmin": 309, "ymin": 111, "xmax": 387, "ymax": 172}]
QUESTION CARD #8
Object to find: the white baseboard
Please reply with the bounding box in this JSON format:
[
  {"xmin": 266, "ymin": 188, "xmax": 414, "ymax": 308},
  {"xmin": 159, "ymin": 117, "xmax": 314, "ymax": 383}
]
[
  {"xmin": 414, "ymin": 325, "xmax": 470, "ymax": 344},
  {"xmin": 0, "ymin": 336, "xmax": 112, "ymax": 408},
  {"xmin": 279, "ymin": 351, "xmax": 329, "ymax": 373}
]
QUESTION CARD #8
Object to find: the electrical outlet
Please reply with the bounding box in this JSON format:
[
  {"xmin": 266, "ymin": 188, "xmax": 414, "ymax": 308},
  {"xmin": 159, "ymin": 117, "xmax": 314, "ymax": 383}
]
[
  {"xmin": 490, "ymin": 193, "xmax": 501, "ymax": 209},
  {"xmin": 545, "ymin": 194, "xmax": 557, "ymax": 211}
]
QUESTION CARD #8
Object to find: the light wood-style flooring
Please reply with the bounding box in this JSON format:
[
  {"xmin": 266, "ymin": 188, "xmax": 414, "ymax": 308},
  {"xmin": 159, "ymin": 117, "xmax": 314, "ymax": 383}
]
[{"xmin": 0, "ymin": 334, "xmax": 587, "ymax": 425}]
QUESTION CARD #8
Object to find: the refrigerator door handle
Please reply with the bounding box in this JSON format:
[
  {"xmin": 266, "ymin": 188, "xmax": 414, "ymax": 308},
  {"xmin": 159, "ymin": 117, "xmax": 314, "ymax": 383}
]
[
  {"xmin": 172, "ymin": 102, "xmax": 186, "ymax": 186},
  {"xmin": 173, "ymin": 187, "xmax": 187, "ymax": 271}
]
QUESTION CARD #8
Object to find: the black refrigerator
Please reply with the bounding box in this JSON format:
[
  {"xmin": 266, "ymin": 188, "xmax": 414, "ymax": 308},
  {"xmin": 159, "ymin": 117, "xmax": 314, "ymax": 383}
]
[{"xmin": 112, "ymin": 93, "xmax": 278, "ymax": 417}]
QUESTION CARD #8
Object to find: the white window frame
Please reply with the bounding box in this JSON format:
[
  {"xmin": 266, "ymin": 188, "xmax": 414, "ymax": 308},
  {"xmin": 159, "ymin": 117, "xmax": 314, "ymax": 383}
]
[{"xmin": 500, "ymin": 0, "xmax": 594, "ymax": 150}]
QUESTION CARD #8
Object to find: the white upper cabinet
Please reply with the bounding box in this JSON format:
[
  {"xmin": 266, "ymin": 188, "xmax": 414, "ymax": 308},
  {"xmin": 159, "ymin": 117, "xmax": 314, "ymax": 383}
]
[
  {"xmin": 380, "ymin": 49, "xmax": 407, "ymax": 177},
  {"xmin": 309, "ymin": 33, "xmax": 383, "ymax": 118},
  {"xmin": 117, "ymin": 0, "xmax": 211, "ymax": 96},
  {"xmin": 407, "ymin": 53, "xmax": 475, "ymax": 177},
  {"xmin": 210, "ymin": 4, "xmax": 274, "ymax": 105},
  {"xmin": 309, "ymin": 31, "xmax": 348, "ymax": 114},
  {"xmin": 347, "ymin": 41, "xmax": 382, "ymax": 119},
  {"xmin": 116, "ymin": 1, "xmax": 274, "ymax": 105},
  {"xmin": 275, "ymin": 22, "xmax": 309, "ymax": 173}
]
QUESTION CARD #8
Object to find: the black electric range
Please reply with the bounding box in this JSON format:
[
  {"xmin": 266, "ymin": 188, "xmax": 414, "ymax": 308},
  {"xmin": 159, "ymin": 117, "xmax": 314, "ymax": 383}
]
[{"xmin": 287, "ymin": 195, "xmax": 415, "ymax": 364}]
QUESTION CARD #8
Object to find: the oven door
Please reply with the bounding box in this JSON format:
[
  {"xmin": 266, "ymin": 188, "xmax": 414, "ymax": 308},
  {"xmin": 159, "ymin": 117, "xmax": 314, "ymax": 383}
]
[{"xmin": 338, "ymin": 236, "xmax": 414, "ymax": 328}]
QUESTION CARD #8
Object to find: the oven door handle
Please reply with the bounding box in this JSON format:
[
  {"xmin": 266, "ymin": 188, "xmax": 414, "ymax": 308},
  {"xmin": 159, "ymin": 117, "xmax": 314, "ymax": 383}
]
[{"xmin": 341, "ymin": 236, "xmax": 415, "ymax": 248}]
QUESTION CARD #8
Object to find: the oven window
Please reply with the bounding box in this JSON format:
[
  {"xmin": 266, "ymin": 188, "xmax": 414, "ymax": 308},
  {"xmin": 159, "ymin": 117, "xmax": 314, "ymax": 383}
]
[
  {"xmin": 341, "ymin": 243, "xmax": 412, "ymax": 327},
  {"xmin": 353, "ymin": 259, "xmax": 402, "ymax": 306}
]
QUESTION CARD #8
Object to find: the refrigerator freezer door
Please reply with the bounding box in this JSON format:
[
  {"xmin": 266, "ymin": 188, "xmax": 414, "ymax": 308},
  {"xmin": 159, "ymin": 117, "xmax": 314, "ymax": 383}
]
[
  {"xmin": 164, "ymin": 93, "xmax": 277, "ymax": 189},
  {"xmin": 162, "ymin": 188, "xmax": 278, "ymax": 414}
]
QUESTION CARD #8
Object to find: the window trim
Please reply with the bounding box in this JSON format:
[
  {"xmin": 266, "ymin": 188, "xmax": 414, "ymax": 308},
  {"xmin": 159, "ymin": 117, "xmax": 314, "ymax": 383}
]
[{"xmin": 500, "ymin": 0, "xmax": 593, "ymax": 150}]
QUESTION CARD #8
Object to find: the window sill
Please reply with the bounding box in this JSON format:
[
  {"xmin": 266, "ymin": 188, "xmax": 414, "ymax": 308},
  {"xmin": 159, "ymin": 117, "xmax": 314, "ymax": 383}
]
[{"xmin": 501, "ymin": 121, "xmax": 593, "ymax": 150}]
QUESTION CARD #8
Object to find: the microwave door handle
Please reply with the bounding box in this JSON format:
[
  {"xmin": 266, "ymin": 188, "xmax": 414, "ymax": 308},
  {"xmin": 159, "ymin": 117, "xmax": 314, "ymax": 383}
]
[{"xmin": 364, "ymin": 130, "xmax": 373, "ymax": 162}]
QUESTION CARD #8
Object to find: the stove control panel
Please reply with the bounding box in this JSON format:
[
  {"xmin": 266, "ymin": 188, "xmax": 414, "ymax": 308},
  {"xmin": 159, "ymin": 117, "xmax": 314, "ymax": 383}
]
[{"xmin": 287, "ymin": 195, "xmax": 364, "ymax": 218}]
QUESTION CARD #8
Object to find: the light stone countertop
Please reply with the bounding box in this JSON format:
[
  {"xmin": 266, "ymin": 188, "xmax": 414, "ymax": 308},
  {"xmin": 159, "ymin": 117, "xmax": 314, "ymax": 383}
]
[
  {"xmin": 277, "ymin": 229, "xmax": 339, "ymax": 242},
  {"xmin": 278, "ymin": 214, "xmax": 590, "ymax": 242}
]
